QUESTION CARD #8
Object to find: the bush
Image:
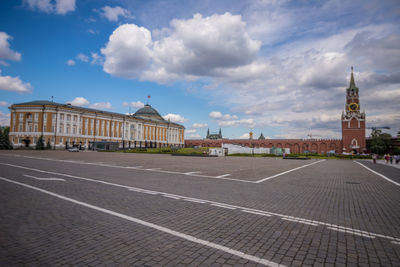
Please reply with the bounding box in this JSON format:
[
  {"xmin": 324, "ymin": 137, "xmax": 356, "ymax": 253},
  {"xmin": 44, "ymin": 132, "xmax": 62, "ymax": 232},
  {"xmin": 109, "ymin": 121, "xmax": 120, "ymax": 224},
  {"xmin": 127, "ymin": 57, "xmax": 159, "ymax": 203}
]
[
  {"xmin": 0, "ymin": 126, "xmax": 13, "ymax": 150},
  {"xmin": 36, "ymin": 135, "xmax": 45, "ymax": 150}
]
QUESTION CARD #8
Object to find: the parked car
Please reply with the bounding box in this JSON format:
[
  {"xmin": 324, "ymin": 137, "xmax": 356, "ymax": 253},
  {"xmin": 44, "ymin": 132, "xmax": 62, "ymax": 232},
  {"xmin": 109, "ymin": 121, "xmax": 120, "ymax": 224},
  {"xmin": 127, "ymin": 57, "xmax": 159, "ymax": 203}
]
[{"xmin": 68, "ymin": 147, "xmax": 79, "ymax": 152}]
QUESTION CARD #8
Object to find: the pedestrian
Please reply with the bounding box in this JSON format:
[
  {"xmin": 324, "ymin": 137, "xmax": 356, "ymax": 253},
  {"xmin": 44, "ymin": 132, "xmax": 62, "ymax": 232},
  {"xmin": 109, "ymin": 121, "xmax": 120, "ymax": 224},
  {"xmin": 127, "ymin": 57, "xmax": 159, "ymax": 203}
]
[
  {"xmin": 396, "ymin": 155, "xmax": 400, "ymax": 164},
  {"xmin": 384, "ymin": 154, "xmax": 389, "ymax": 163},
  {"xmin": 372, "ymin": 154, "xmax": 377, "ymax": 164},
  {"xmin": 390, "ymin": 155, "xmax": 393, "ymax": 164}
]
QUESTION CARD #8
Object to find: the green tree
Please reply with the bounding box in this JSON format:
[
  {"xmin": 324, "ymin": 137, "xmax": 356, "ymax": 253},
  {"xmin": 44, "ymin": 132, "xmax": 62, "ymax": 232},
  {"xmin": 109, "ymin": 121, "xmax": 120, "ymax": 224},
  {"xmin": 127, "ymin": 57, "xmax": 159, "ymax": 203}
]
[
  {"xmin": 0, "ymin": 126, "xmax": 12, "ymax": 150},
  {"xmin": 36, "ymin": 135, "xmax": 45, "ymax": 150},
  {"xmin": 369, "ymin": 132, "xmax": 392, "ymax": 155}
]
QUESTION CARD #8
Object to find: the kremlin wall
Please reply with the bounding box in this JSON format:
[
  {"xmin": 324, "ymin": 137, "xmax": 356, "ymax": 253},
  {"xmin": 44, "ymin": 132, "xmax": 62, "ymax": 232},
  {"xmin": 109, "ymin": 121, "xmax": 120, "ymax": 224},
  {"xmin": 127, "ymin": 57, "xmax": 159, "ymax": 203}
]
[{"xmin": 186, "ymin": 69, "xmax": 366, "ymax": 155}]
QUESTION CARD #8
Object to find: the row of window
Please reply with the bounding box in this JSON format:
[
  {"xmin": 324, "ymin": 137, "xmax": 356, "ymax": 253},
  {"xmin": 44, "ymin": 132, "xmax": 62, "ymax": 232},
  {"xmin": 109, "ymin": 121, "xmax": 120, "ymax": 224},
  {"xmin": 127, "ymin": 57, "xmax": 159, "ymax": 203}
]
[{"xmin": 11, "ymin": 112, "xmax": 183, "ymax": 142}]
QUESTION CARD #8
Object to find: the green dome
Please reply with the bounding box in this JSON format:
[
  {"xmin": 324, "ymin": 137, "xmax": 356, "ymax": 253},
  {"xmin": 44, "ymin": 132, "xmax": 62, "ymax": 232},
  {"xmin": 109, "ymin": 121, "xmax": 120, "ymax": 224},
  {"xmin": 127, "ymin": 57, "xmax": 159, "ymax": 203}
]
[{"xmin": 134, "ymin": 104, "xmax": 163, "ymax": 119}]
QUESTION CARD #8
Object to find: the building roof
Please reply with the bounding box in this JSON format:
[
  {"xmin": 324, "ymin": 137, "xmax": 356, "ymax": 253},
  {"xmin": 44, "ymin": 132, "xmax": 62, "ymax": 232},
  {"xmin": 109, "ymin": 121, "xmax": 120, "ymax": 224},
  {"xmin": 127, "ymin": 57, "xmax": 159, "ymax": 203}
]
[
  {"xmin": 134, "ymin": 104, "xmax": 163, "ymax": 119},
  {"xmin": 10, "ymin": 100, "xmax": 184, "ymax": 128}
]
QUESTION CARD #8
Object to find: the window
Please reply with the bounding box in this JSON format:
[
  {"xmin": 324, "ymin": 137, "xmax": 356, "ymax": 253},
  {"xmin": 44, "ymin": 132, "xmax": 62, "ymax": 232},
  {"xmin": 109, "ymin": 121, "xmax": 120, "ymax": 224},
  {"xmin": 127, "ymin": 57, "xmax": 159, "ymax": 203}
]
[
  {"xmin": 52, "ymin": 114, "xmax": 56, "ymax": 120},
  {"xmin": 60, "ymin": 137, "xmax": 63, "ymax": 144},
  {"xmin": 73, "ymin": 115, "xmax": 77, "ymax": 122},
  {"xmin": 67, "ymin": 114, "xmax": 71, "ymax": 121},
  {"xmin": 60, "ymin": 114, "xmax": 64, "ymax": 121},
  {"xmin": 19, "ymin": 113, "xmax": 23, "ymax": 120},
  {"xmin": 28, "ymin": 124, "xmax": 32, "ymax": 132},
  {"xmin": 60, "ymin": 124, "xmax": 64, "ymax": 133},
  {"xmin": 44, "ymin": 113, "xmax": 47, "ymax": 122},
  {"xmin": 19, "ymin": 124, "xmax": 23, "ymax": 132},
  {"xmin": 34, "ymin": 113, "xmax": 39, "ymax": 120},
  {"xmin": 66, "ymin": 125, "xmax": 70, "ymax": 134},
  {"xmin": 73, "ymin": 126, "xmax": 77, "ymax": 134}
]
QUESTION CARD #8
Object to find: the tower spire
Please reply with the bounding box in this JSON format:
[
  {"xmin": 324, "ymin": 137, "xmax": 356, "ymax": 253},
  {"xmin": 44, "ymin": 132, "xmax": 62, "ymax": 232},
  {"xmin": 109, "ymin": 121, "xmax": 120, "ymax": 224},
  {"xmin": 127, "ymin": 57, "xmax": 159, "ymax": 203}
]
[{"xmin": 349, "ymin": 66, "xmax": 356, "ymax": 89}]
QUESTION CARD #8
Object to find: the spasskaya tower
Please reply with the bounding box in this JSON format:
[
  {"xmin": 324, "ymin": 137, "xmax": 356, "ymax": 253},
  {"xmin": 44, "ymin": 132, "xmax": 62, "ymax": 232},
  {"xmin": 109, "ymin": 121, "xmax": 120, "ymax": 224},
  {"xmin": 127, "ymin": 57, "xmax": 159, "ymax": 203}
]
[{"xmin": 341, "ymin": 67, "xmax": 366, "ymax": 154}]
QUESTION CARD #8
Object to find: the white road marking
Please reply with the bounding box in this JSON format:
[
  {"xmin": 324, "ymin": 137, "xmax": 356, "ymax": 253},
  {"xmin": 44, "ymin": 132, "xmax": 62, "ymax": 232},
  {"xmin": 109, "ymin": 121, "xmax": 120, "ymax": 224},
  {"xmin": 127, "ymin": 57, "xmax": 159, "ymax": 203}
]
[
  {"xmin": 215, "ymin": 174, "xmax": 231, "ymax": 178},
  {"xmin": 23, "ymin": 174, "xmax": 65, "ymax": 181},
  {"xmin": 241, "ymin": 210, "xmax": 272, "ymax": 217},
  {"xmin": 182, "ymin": 198, "xmax": 207, "ymax": 204},
  {"xmin": 146, "ymin": 168, "xmax": 161, "ymax": 171},
  {"xmin": 2, "ymin": 162, "xmax": 400, "ymax": 243},
  {"xmin": 163, "ymin": 195, "xmax": 180, "ymax": 200},
  {"xmin": 327, "ymin": 227, "xmax": 375, "ymax": 239},
  {"xmin": 391, "ymin": 241, "xmax": 400, "ymax": 245},
  {"xmin": 184, "ymin": 171, "xmax": 202, "ymax": 175},
  {"xmin": 210, "ymin": 203, "xmax": 236, "ymax": 210},
  {"xmin": 354, "ymin": 161, "xmax": 400, "ymax": 186},
  {"xmin": 0, "ymin": 154, "xmax": 255, "ymax": 183},
  {"xmin": 281, "ymin": 217, "xmax": 318, "ymax": 226},
  {"xmin": 0, "ymin": 176, "xmax": 283, "ymax": 267},
  {"xmin": 255, "ymin": 160, "xmax": 326, "ymax": 183}
]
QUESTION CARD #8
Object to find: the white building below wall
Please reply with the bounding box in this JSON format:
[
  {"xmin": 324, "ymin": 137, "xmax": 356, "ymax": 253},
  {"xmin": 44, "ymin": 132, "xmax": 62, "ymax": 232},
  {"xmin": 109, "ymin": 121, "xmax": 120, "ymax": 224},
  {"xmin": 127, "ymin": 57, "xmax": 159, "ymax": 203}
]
[{"xmin": 222, "ymin": 144, "xmax": 290, "ymax": 155}]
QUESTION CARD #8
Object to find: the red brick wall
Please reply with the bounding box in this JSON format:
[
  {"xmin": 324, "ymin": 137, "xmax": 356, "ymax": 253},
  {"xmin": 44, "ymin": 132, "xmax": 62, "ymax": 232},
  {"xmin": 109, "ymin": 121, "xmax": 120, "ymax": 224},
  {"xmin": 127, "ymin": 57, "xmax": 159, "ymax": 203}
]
[{"xmin": 185, "ymin": 139, "xmax": 343, "ymax": 154}]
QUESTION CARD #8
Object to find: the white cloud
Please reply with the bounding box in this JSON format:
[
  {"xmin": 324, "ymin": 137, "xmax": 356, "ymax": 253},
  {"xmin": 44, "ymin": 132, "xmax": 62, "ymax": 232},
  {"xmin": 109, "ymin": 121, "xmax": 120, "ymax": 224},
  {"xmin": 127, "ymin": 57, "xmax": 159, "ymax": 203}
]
[
  {"xmin": 0, "ymin": 111, "xmax": 10, "ymax": 126},
  {"xmin": 55, "ymin": 0, "xmax": 75, "ymax": 15},
  {"xmin": 186, "ymin": 134, "xmax": 201, "ymax": 139},
  {"xmin": 209, "ymin": 111, "xmax": 222, "ymax": 119},
  {"xmin": 90, "ymin": 102, "xmax": 112, "ymax": 109},
  {"xmin": 90, "ymin": 52, "xmax": 103, "ymax": 65},
  {"xmin": 24, "ymin": 0, "xmax": 75, "ymax": 14},
  {"xmin": 162, "ymin": 113, "xmax": 188, "ymax": 123},
  {"xmin": 101, "ymin": 6, "xmax": 133, "ymax": 22},
  {"xmin": 101, "ymin": 24, "xmax": 152, "ymax": 79},
  {"xmin": 218, "ymin": 118, "xmax": 255, "ymax": 128},
  {"xmin": 149, "ymin": 13, "xmax": 261, "ymax": 78},
  {"xmin": 101, "ymin": 13, "xmax": 260, "ymax": 81},
  {"xmin": 0, "ymin": 101, "xmax": 9, "ymax": 107},
  {"xmin": 66, "ymin": 59, "xmax": 75, "ymax": 66},
  {"xmin": 0, "ymin": 32, "xmax": 21, "ymax": 62},
  {"xmin": 122, "ymin": 101, "xmax": 145, "ymax": 109},
  {"xmin": 87, "ymin": 29, "xmax": 97, "ymax": 35},
  {"xmin": 67, "ymin": 97, "xmax": 89, "ymax": 106},
  {"xmin": 238, "ymin": 133, "xmax": 250, "ymax": 139},
  {"xmin": 208, "ymin": 111, "xmax": 239, "ymax": 120},
  {"xmin": 192, "ymin": 123, "xmax": 208, "ymax": 128},
  {"xmin": 24, "ymin": 0, "xmax": 53, "ymax": 13},
  {"xmin": 0, "ymin": 72, "xmax": 31, "ymax": 93},
  {"xmin": 185, "ymin": 129, "xmax": 196, "ymax": 134},
  {"xmin": 76, "ymin": 53, "xmax": 89, "ymax": 62}
]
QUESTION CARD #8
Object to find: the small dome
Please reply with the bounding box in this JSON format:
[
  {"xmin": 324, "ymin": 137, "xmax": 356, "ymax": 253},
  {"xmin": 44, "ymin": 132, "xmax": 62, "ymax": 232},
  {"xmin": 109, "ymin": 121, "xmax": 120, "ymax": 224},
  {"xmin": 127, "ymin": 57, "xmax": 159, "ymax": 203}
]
[{"xmin": 134, "ymin": 104, "xmax": 163, "ymax": 119}]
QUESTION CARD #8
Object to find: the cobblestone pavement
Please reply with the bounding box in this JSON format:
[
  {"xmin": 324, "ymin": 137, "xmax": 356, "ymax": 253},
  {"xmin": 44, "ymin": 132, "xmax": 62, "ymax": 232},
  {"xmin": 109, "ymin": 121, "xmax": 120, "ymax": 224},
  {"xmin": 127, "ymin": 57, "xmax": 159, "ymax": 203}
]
[{"xmin": 0, "ymin": 151, "xmax": 399, "ymax": 266}]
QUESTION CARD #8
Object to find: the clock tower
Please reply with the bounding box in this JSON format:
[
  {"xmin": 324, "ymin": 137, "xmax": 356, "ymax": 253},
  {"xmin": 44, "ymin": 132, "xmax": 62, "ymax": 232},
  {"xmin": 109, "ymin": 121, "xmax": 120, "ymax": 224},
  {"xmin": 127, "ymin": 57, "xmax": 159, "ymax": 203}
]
[{"xmin": 341, "ymin": 67, "xmax": 366, "ymax": 154}]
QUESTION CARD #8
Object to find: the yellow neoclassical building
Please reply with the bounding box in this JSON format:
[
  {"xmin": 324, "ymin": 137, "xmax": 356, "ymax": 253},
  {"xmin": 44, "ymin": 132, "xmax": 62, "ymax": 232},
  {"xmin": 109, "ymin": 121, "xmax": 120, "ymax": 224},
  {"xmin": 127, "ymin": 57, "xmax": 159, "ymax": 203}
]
[{"xmin": 8, "ymin": 100, "xmax": 185, "ymax": 149}]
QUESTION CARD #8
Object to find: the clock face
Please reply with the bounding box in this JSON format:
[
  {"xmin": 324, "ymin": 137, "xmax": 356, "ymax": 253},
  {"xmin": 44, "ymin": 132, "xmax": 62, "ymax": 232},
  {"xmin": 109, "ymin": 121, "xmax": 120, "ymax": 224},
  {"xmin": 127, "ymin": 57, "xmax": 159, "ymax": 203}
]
[{"xmin": 349, "ymin": 102, "xmax": 358, "ymax": 111}]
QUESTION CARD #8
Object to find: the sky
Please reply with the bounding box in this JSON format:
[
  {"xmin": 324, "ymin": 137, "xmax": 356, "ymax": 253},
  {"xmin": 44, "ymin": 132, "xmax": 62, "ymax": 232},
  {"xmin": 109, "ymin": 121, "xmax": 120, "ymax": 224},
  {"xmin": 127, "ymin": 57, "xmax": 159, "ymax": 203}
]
[{"xmin": 0, "ymin": 0, "xmax": 399, "ymax": 139}]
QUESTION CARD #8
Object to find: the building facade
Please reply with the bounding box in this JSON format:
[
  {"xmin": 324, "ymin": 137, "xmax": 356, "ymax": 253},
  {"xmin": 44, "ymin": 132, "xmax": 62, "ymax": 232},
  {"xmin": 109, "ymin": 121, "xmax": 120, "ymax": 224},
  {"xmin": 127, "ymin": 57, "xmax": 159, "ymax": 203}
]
[
  {"xmin": 186, "ymin": 69, "xmax": 366, "ymax": 154},
  {"xmin": 8, "ymin": 101, "xmax": 184, "ymax": 149}
]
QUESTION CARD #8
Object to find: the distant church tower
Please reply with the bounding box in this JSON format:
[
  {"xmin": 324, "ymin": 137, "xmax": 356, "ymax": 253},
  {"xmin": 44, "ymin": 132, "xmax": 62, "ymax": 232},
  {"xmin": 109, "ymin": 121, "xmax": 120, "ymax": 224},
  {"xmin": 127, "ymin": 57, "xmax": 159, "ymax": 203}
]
[{"xmin": 341, "ymin": 67, "xmax": 366, "ymax": 154}]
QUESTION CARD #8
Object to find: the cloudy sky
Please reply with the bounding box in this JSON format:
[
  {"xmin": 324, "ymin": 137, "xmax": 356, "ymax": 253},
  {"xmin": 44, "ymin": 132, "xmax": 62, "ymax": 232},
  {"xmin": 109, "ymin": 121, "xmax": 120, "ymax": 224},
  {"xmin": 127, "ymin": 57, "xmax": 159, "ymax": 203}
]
[{"xmin": 0, "ymin": 0, "xmax": 399, "ymax": 139}]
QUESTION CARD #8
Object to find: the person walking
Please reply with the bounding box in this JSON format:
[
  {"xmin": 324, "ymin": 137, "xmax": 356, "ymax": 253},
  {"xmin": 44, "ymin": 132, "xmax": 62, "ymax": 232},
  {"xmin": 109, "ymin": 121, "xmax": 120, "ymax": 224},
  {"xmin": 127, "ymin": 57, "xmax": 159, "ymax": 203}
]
[
  {"xmin": 384, "ymin": 154, "xmax": 389, "ymax": 163},
  {"xmin": 390, "ymin": 154, "xmax": 393, "ymax": 164},
  {"xmin": 372, "ymin": 154, "xmax": 377, "ymax": 164}
]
